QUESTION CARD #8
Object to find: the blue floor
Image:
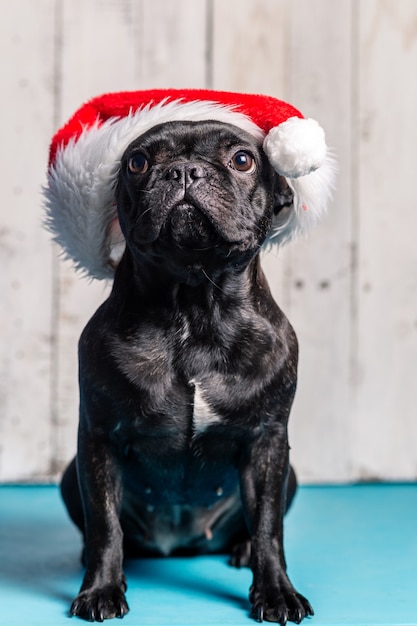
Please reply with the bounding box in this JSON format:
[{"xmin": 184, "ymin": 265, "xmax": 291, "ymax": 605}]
[{"xmin": 1, "ymin": 484, "xmax": 416, "ymax": 625}]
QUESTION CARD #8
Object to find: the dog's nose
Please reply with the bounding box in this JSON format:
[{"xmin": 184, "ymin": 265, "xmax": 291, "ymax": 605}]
[{"xmin": 165, "ymin": 162, "xmax": 206, "ymax": 186}]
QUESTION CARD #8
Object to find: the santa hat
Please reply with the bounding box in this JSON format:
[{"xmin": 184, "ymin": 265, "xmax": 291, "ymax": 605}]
[{"xmin": 43, "ymin": 89, "xmax": 336, "ymax": 279}]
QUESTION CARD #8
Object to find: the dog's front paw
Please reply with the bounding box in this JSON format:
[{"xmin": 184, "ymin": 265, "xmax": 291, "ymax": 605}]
[
  {"xmin": 70, "ymin": 584, "xmax": 129, "ymax": 622},
  {"xmin": 249, "ymin": 583, "xmax": 313, "ymax": 624},
  {"xmin": 230, "ymin": 539, "xmax": 251, "ymax": 568}
]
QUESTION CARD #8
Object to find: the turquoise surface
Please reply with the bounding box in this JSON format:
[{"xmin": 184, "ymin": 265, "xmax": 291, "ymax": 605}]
[{"xmin": 0, "ymin": 484, "xmax": 416, "ymax": 625}]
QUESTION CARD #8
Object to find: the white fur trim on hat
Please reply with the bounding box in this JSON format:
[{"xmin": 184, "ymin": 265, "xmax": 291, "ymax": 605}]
[
  {"xmin": 44, "ymin": 99, "xmax": 264, "ymax": 279},
  {"xmin": 268, "ymin": 151, "xmax": 337, "ymax": 245},
  {"xmin": 43, "ymin": 99, "xmax": 336, "ymax": 280},
  {"xmin": 263, "ymin": 117, "xmax": 327, "ymax": 178}
]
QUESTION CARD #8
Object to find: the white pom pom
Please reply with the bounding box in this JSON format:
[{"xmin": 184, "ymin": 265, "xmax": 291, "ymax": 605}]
[{"xmin": 263, "ymin": 117, "xmax": 327, "ymax": 178}]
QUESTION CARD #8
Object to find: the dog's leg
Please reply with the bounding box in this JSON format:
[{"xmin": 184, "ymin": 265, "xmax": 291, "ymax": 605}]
[
  {"xmin": 69, "ymin": 428, "xmax": 129, "ymax": 622},
  {"xmin": 240, "ymin": 431, "xmax": 313, "ymax": 624},
  {"xmin": 60, "ymin": 456, "xmax": 85, "ymax": 535},
  {"xmin": 230, "ymin": 464, "xmax": 298, "ymax": 569}
]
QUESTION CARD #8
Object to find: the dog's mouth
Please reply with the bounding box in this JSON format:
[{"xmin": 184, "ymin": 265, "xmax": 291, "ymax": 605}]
[{"xmin": 160, "ymin": 203, "xmax": 221, "ymax": 251}]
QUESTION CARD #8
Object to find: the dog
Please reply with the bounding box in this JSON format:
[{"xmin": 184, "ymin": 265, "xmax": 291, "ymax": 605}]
[{"xmin": 60, "ymin": 119, "xmax": 314, "ymax": 624}]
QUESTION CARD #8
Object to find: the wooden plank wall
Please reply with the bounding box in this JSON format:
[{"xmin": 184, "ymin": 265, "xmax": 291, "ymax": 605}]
[{"xmin": 0, "ymin": 0, "xmax": 416, "ymax": 483}]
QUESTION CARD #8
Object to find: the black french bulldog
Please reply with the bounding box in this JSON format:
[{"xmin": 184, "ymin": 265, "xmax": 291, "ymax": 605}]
[{"xmin": 60, "ymin": 119, "xmax": 313, "ymax": 624}]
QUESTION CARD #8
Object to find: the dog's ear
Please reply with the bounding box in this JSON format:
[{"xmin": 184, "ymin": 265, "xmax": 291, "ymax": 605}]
[{"xmin": 273, "ymin": 174, "xmax": 294, "ymax": 217}]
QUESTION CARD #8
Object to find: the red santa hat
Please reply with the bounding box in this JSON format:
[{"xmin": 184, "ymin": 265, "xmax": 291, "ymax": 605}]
[{"xmin": 43, "ymin": 89, "xmax": 336, "ymax": 279}]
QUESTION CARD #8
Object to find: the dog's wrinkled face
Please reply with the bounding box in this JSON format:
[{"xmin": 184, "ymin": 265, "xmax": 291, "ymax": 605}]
[{"xmin": 116, "ymin": 120, "xmax": 281, "ymax": 275}]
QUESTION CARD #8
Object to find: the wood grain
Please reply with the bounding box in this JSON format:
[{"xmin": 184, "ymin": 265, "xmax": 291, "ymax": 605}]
[{"xmin": 1, "ymin": 0, "xmax": 416, "ymax": 482}]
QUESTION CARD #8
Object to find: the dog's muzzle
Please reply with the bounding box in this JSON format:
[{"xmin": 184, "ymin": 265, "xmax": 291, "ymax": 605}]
[
  {"xmin": 162, "ymin": 203, "xmax": 219, "ymax": 250},
  {"xmin": 159, "ymin": 162, "xmax": 220, "ymax": 250}
]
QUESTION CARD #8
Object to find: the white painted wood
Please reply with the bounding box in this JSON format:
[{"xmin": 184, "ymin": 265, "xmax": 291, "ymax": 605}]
[
  {"xmin": 211, "ymin": 0, "xmax": 288, "ymax": 94},
  {"xmin": 353, "ymin": 0, "xmax": 417, "ymax": 480},
  {"xmin": 283, "ymin": 0, "xmax": 354, "ymax": 482},
  {"xmin": 137, "ymin": 0, "xmax": 208, "ymax": 89},
  {"xmin": 0, "ymin": 0, "xmax": 55, "ymax": 480},
  {"xmin": 59, "ymin": 0, "xmax": 142, "ymax": 121},
  {"xmin": 1, "ymin": 0, "xmax": 417, "ymax": 483}
]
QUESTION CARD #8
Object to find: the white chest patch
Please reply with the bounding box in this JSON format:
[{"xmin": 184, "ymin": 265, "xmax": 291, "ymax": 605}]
[{"xmin": 190, "ymin": 379, "xmax": 222, "ymax": 434}]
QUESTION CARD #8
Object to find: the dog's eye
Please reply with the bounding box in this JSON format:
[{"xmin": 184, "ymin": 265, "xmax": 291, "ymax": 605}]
[
  {"xmin": 229, "ymin": 151, "xmax": 256, "ymax": 174},
  {"xmin": 128, "ymin": 153, "xmax": 149, "ymax": 174}
]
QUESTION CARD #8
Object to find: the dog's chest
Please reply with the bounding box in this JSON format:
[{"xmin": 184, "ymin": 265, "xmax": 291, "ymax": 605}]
[
  {"xmin": 115, "ymin": 340, "xmax": 226, "ymax": 437},
  {"xmin": 190, "ymin": 379, "xmax": 222, "ymax": 434}
]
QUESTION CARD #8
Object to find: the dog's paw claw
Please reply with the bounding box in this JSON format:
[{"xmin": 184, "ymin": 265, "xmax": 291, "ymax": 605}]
[
  {"xmin": 256, "ymin": 605, "xmax": 264, "ymax": 622},
  {"xmin": 70, "ymin": 585, "xmax": 129, "ymax": 622},
  {"xmin": 250, "ymin": 587, "xmax": 313, "ymax": 624}
]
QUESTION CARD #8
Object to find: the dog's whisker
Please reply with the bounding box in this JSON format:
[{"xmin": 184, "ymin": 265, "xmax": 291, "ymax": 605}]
[
  {"xmin": 201, "ymin": 268, "xmax": 223, "ymax": 292},
  {"xmin": 138, "ymin": 206, "xmax": 154, "ymax": 220}
]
